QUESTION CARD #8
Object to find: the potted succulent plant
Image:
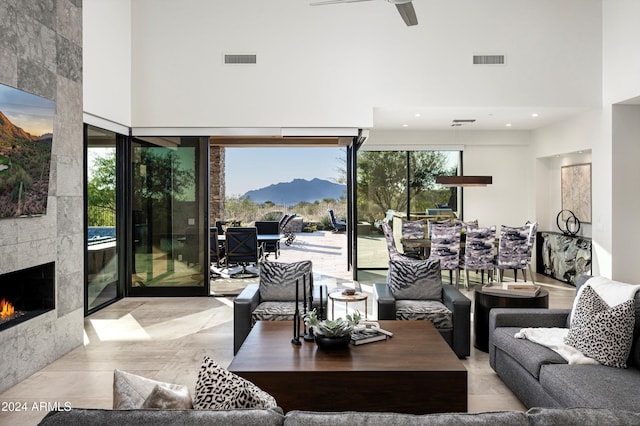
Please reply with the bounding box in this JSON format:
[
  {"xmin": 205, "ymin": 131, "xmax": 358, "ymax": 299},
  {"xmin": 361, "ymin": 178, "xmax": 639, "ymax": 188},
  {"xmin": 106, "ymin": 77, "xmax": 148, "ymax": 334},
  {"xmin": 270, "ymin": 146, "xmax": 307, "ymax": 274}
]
[{"xmin": 304, "ymin": 309, "xmax": 361, "ymax": 349}]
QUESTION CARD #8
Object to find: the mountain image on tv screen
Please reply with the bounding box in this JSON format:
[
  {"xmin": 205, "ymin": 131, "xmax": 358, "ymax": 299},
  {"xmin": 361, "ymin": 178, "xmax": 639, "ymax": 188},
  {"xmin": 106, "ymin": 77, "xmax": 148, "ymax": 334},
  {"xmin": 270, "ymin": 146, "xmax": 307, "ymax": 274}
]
[{"xmin": 0, "ymin": 83, "xmax": 55, "ymax": 218}]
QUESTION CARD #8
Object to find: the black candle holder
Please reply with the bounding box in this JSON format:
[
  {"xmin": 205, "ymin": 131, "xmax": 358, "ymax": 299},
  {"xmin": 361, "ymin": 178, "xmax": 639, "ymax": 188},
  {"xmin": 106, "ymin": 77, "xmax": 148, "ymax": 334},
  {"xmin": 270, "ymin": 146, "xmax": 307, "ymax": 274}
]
[
  {"xmin": 291, "ymin": 278, "xmax": 301, "ymax": 346},
  {"xmin": 303, "ymin": 273, "xmax": 315, "ymax": 341}
]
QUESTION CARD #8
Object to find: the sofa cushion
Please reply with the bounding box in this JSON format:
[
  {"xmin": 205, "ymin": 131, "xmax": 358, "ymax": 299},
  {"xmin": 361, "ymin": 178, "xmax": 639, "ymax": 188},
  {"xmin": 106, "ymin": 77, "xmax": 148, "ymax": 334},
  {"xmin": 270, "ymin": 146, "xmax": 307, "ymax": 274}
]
[
  {"xmin": 526, "ymin": 407, "xmax": 640, "ymax": 426},
  {"xmin": 395, "ymin": 300, "xmax": 452, "ymax": 329},
  {"xmin": 284, "ymin": 410, "xmax": 528, "ymax": 426},
  {"xmin": 491, "ymin": 327, "xmax": 566, "ymax": 379},
  {"xmin": 112, "ymin": 369, "xmax": 192, "ymax": 410},
  {"xmin": 564, "ymin": 285, "xmax": 635, "ymax": 368},
  {"xmin": 539, "ymin": 364, "xmax": 640, "ymax": 411},
  {"xmin": 259, "ymin": 261, "xmax": 312, "ymax": 301},
  {"xmin": 38, "ymin": 408, "xmax": 285, "ymax": 426},
  {"xmin": 387, "ymin": 258, "xmax": 442, "ymax": 300},
  {"xmin": 193, "ymin": 356, "xmax": 277, "ymax": 410},
  {"xmin": 251, "ymin": 301, "xmax": 305, "ymax": 326}
]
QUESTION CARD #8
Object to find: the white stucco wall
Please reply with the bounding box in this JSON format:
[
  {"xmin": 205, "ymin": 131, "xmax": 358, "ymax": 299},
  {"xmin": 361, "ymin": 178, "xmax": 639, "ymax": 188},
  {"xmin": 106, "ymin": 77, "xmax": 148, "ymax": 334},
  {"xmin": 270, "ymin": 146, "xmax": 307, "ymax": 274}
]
[{"xmin": 83, "ymin": 0, "xmax": 132, "ymax": 127}]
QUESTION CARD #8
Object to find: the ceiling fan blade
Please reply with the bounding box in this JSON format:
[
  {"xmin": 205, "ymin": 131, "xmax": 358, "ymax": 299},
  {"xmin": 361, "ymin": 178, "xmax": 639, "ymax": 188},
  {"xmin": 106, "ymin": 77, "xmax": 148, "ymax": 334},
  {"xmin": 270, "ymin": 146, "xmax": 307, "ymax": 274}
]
[
  {"xmin": 310, "ymin": 0, "xmax": 375, "ymax": 5},
  {"xmin": 395, "ymin": 2, "xmax": 418, "ymax": 26}
]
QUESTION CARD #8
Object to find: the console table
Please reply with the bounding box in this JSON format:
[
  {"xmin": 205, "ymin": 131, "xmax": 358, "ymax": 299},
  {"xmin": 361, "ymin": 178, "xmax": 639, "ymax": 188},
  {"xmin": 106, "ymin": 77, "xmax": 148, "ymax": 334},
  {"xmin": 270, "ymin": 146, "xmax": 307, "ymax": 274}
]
[{"xmin": 536, "ymin": 231, "xmax": 591, "ymax": 286}]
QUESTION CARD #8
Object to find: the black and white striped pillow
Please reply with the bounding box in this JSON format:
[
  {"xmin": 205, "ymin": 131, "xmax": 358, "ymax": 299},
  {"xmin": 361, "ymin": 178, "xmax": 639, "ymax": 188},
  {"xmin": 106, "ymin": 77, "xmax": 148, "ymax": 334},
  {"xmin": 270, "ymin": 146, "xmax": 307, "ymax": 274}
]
[
  {"xmin": 387, "ymin": 258, "xmax": 442, "ymax": 300},
  {"xmin": 259, "ymin": 260, "xmax": 312, "ymax": 301}
]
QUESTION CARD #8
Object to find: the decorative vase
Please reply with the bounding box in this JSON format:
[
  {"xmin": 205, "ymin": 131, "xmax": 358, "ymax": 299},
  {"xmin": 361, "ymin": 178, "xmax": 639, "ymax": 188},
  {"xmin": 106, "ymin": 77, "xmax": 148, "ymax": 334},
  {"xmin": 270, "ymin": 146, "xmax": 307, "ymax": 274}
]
[{"xmin": 314, "ymin": 334, "xmax": 351, "ymax": 349}]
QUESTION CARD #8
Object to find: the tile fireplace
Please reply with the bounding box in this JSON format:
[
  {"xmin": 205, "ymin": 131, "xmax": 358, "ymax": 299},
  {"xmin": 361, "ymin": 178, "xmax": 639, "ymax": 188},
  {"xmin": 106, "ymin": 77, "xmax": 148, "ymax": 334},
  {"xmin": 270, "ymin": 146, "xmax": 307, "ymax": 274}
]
[{"xmin": 0, "ymin": 263, "xmax": 55, "ymax": 332}]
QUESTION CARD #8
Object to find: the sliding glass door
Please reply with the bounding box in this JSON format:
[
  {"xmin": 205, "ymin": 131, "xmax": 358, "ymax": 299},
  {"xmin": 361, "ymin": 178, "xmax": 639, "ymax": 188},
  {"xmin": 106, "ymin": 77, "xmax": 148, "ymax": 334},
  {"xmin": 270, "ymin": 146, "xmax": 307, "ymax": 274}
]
[
  {"xmin": 128, "ymin": 137, "xmax": 209, "ymax": 296},
  {"xmin": 85, "ymin": 125, "xmax": 121, "ymax": 312}
]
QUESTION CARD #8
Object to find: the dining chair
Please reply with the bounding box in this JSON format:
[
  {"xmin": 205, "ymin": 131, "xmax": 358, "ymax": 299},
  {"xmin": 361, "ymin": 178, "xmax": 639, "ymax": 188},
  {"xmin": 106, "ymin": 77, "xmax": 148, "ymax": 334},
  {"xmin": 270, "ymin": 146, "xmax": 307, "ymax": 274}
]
[
  {"xmin": 381, "ymin": 221, "xmax": 415, "ymax": 261},
  {"xmin": 429, "ymin": 224, "xmax": 462, "ymax": 287},
  {"xmin": 254, "ymin": 220, "xmax": 281, "ymax": 259},
  {"xmin": 401, "ymin": 219, "xmax": 425, "ymax": 259},
  {"xmin": 225, "ymin": 227, "xmax": 262, "ymax": 278},
  {"xmin": 495, "ymin": 224, "xmax": 536, "ymax": 283},
  {"xmin": 462, "ymin": 226, "xmax": 496, "ymax": 288},
  {"xmin": 427, "ymin": 218, "xmax": 452, "ymax": 239}
]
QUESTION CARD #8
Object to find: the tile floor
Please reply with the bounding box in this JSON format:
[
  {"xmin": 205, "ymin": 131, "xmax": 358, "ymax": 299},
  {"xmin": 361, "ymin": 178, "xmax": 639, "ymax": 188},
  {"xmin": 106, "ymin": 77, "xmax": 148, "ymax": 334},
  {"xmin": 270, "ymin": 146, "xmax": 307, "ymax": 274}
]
[{"xmin": 0, "ymin": 231, "xmax": 577, "ymax": 425}]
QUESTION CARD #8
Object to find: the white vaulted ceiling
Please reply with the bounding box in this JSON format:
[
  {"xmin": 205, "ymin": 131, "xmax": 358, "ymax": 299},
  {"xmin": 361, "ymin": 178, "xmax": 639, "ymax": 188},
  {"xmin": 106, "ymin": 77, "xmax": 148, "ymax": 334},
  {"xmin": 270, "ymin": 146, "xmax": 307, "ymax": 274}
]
[{"xmin": 85, "ymin": 0, "xmax": 603, "ymax": 132}]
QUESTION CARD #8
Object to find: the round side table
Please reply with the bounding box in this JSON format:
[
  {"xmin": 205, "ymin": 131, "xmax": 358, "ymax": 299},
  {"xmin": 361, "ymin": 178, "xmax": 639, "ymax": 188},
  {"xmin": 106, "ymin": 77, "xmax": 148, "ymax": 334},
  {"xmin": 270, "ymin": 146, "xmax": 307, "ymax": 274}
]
[
  {"xmin": 473, "ymin": 287, "xmax": 549, "ymax": 352},
  {"xmin": 328, "ymin": 291, "xmax": 368, "ymax": 319}
]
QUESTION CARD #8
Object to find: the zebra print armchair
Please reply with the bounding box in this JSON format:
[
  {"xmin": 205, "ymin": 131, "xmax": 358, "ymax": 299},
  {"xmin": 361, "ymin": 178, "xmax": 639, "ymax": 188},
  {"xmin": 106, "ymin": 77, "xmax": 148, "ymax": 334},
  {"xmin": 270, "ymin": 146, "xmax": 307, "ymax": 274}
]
[
  {"xmin": 233, "ymin": 260, "xmax": 328, "ymax": 354},
  {"xmin": 373, "ymin": 258, "xmax": 471, "ymax": 358}
]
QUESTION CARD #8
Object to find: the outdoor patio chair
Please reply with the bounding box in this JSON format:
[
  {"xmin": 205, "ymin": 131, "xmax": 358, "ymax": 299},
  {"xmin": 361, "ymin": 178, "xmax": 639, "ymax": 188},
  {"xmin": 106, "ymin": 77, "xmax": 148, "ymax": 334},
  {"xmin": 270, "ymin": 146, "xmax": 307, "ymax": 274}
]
[
  {"xmin": 209, "ymin": 226, "xmax": 225, "ymax": 269},
  {"xmin": 225, "ymin": 227, "xmax": 262, "ymax": 278},
  {"xmin": 281, "ymin": 213, "xmax": 298, "ymax": 246},
  {"xmin": 328, "ymin": 209, "xmax": 346, "ymax": 233}
]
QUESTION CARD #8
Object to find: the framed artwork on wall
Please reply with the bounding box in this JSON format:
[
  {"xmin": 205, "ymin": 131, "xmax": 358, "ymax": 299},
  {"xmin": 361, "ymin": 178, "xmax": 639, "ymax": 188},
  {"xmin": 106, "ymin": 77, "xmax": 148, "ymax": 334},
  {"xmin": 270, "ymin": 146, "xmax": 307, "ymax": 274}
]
[
  {"xmin": 0, "ymin": 83, "xmax": 55, "ymax": 219},
  {"xmin": 561, "ymin": 163, "xmax": 592, "ymax": 224}
]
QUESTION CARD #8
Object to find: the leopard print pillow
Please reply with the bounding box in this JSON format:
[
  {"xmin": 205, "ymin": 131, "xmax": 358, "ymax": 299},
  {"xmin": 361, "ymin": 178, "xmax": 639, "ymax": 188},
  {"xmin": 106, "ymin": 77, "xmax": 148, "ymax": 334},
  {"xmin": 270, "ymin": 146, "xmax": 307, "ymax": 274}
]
[
  {"xmin": 193, "ymin": 356, "xmax": 278, "ymax": 410},
  {"xmin": 564, "ymin": 285, "xmax": 636, "ymax": 368}
]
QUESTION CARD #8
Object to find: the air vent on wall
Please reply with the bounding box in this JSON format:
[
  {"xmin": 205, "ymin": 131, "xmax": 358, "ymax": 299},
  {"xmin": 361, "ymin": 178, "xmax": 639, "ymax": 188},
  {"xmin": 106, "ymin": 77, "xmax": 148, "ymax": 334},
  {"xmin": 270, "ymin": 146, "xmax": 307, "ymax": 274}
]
[
  {"xmin": 224, "ymin": 54, "xmax": 257, "ymax": 64},
  {"xmin": 473, "ymin": 54, "xmax": 505, "ymax": 65}
]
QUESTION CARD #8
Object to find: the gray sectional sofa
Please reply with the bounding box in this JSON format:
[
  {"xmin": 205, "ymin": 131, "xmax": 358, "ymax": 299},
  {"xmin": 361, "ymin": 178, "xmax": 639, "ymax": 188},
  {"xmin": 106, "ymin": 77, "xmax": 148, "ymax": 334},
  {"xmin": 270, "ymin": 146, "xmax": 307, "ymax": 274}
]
[
  {"xmin": 489, "ymin": 275, "xmax": 640, "ymax": 411},
  {"xmin": 38, "ymin": 407, "xmax": 640, "ymax": 425}
]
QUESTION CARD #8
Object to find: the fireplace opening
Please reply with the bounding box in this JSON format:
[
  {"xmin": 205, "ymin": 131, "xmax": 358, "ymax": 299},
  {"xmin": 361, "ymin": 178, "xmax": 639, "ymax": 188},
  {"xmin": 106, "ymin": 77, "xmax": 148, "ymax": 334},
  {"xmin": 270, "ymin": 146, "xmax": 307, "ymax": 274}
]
[{"xmin": 0, "ymin": 262, "xmax": 55, "ymax": 331}]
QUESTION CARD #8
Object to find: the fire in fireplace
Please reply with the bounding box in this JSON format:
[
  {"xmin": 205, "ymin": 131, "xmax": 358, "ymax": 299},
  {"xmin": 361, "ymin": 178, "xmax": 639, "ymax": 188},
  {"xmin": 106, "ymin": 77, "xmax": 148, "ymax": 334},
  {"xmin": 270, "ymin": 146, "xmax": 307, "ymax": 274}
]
[{"xmin": 0, "ymin": 262, "xmax": 55, "ymax": 331}]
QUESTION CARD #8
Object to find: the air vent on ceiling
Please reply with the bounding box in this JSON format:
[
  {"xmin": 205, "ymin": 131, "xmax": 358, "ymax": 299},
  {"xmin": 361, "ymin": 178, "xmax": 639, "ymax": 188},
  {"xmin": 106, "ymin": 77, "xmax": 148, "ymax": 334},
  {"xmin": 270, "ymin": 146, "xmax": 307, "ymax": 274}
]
[
  {"xmin": 451, "ymin": 119, "xmax": 476, "ymax": 127},
  {"xmin": 224, "ymin": 54, "xmax": 257, "ymax": 64},
  {"xmin": 473, "ymin": 54, "xmax": 505, "ymax": 65}
]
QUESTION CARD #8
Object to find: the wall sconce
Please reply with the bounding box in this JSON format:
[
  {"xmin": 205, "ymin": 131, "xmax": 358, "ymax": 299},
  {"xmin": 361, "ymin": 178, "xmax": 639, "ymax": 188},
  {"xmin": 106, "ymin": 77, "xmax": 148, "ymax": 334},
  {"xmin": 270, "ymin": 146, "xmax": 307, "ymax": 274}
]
[{"xmin": 435, "ymin": 176, "xmax": 493, "ymax": 187}]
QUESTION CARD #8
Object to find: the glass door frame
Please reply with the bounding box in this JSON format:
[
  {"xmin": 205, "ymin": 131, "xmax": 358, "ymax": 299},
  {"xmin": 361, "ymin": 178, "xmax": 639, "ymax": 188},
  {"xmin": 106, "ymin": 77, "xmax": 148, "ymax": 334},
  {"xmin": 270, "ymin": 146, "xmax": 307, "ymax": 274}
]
[
  {"xmin": 125, "ymin": 136, "xmax": 210, "ymax": 297},
  {"xmin": 84, "ymin": 124, "xmax": 126, "ymax": 315}
]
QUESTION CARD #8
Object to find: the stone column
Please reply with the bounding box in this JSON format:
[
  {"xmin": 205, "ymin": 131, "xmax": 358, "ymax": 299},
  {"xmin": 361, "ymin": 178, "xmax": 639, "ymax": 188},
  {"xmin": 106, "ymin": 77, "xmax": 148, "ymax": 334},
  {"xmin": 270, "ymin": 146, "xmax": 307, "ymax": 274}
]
[{"xmin": 210, "ymin": 144, "xmax": 225, "ymax": 225}]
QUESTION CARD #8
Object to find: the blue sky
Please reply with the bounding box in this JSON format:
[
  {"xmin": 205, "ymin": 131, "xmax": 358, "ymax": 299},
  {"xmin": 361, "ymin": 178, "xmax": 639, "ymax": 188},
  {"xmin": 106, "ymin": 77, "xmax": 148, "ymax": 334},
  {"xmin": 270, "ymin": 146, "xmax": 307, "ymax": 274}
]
[
  {"xmin": 0, "ymin": 83, "xmax": 55, "ymax": 136},
  {"xmin": 225, "ymin": 147, "xmax": 346, "ymax": 196}
]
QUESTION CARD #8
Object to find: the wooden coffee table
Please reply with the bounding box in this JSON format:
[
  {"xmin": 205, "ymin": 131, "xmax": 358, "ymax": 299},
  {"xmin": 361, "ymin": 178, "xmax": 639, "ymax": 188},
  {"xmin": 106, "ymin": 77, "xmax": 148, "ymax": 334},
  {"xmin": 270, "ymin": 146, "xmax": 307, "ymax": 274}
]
[{"xmin": 228, "ymin": 320, "xmax": 467, "ymax": 414}]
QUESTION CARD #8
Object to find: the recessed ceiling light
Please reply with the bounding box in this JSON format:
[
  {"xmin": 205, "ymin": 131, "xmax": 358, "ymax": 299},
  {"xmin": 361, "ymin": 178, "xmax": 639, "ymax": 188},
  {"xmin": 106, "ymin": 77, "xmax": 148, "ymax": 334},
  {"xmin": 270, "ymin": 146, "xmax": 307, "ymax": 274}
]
[
  {"xmin": 531, "ymin": 113, "xmax": 539, "ymax": 118},
  {"xmin": 505, "ymin": 123, "xmax": 512, "ymax": 127},
  {"xmin": 415, "ymin": 113, "xmax": 421, "ymax": 117},
  {"xmin": 402, "ymin": 124, "xmax": 409, "ymax": 127}
]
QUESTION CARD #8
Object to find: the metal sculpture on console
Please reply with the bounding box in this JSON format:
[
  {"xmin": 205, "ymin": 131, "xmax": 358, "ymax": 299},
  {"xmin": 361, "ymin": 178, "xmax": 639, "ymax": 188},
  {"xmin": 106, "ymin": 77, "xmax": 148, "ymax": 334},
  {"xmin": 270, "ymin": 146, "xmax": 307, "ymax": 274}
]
[{"xmin": 556, "ymin": 209, "xmax": 581, "ymax": 236}]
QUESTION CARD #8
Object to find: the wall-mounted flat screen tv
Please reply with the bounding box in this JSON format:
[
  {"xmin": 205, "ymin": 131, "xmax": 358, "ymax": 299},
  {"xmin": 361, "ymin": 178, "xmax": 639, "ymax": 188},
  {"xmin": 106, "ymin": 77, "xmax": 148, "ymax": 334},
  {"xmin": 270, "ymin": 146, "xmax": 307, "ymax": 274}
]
[{"xmin": 0, "ymin": 83, "xmax": 55, "ymax": 218}]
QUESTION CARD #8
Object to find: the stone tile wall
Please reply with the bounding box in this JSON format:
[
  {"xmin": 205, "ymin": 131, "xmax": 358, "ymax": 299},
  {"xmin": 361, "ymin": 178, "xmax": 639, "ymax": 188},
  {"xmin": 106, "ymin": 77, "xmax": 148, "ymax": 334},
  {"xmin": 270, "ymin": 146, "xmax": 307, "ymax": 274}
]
[{"xmin": 0, "ymin": 0, "xmax": 84, "ymax": 393}]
